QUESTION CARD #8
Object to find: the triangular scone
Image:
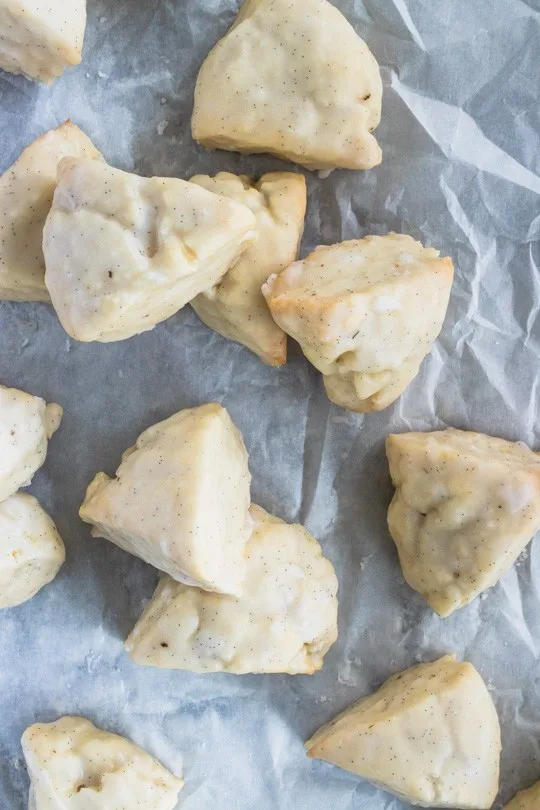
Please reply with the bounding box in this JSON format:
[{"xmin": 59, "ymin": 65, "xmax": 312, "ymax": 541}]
[
  {"xmin": 126, "ymin": 504, "xmax": 338, "ymax": 674},
  {"xmin": 0, "ymin": 493, "xmax": 65, "ymax": 609},
  {"xmin": 192, "ymin": 0, "xmax": 382, "ymax": 172},
  {"xmin": 190, "ymin": 171, "xmax": 306, "ymax": 365},
  {"xmin": 386, "ymin": 429, "xmax": 540, "ymax": 617},
  {"xmin": 0, "ymin": 385, "xmax": 62, "ymax": 503},
  {"xmin": 306, "ymin": 655, "xmax": 501, "ymax": 809},
  {"xmin": 80, "ymin": 404, "xmax": 252, "ymax": 596},
  {"xmin": 504, "ymin": 780, "xmax": 540, "ymax": 810},
  {"xmin": 263, "ymin": 234, "xmax": 454, "ymax": 412},
  {"xmin": 0, "ymin": 0, "xmax": 86, "ymax": 84},
  {"xmin": 43, "ymin": 158, "xmax": 257, "ymax": 342},
  {"xmin": 0, "ymin": 122, "xmax": 100, "ymax": 302},
  {"xmin": 22, "ymin": 716, "xmax": 183, "ymax": 810}
]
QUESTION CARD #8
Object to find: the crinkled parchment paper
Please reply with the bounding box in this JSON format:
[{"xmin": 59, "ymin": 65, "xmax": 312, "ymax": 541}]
[{"xmin": 0, "ymin": 0, "xmax": 539, "ymax": 807}]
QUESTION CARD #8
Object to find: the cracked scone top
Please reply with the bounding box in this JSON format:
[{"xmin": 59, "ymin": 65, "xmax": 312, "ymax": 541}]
[
  {"xmin": 192, "ymin": 0, "xmax": 382, "ymax": 171},
  {"xmin": 190, "ymin": 171, "xmax": 307, "ymax": 365},
  {"xmin": 0, "ymin": 385, "xmax": 62, "ymax": 503},
  {"xmin": 263, "ymin": 233, "xmax": 454, "ymax": 412},
  {"xmin": 80, "ymin": 403, "xmax": 252, "ymax": 595},
  {"xmin": 0, "ymin": 493, "xmax": 65, "ymax": 609},
  {"xmin": 43, "ymin": 157, "xmax": 257, "ymax": 342},
  {"xmin": 503, "ymin": 780, "xmax": 540, "ymax": 810},
  {"xmin": 126, "ymin": 504, "xmax": 338, "ymax": 674},
  {"xmin": 0, "ymin": 122, "xmax": 101, "ymax": 302},
  {"xmin": 22, "ymin": 716, "xmax": 183, "ymax": 810},
  {"xmin": 386, "ymin": 429, "xmax": 540, "ymax": 617},
  {"xmin": 0, "ymin": 0, "xmax": 86, "ymax": 83},
  {"xmin": 306, "ymin": 655, "xmax": 501, "ymax": 808}
]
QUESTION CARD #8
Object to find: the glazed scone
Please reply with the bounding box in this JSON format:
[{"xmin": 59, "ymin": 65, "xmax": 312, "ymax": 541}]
[
  {"xmin": 80, "ymin": 403, "xmax": 252, "ymax": 595},
  {"xmin": 306, "ymin": 655, "xmax": 501, "ymax": 808},
  {"xmin": 190, "ymin": 171, "xmax": 306, "ymax": 365},
  {"xmin": 0, "ymin": 122, "xmax": 100, "ymax": 302},
  {"xmin": 192, "ymin": 0, "xmax": 382, "ymax": 172},
  {"xmin": 503, "ymin": 780, "xmax": 540, "ymax": 810},
  {"xmin": 0, "ymin": 493, "xmax": 64, "ymax": 608},
  {"xmin": 0, "ymin": 0, "xmax": 86, "ymax": 84},
  {"xmin": 44, "ymin": 158, "xmax": 257, "ymax": 342},
  {"xmin": 263, "ymin": 234, "xmax": 454, "ymax": 412},
  {"xmin": 126, "ymin": 504, "xmax": 338, "ymax": 674},
  {"xmin": 22, "ymin": 716, "xmax": 183, "ymax": 810},
  {"xmin": 0, "ymin": 385, "xmax": 62, "ymax": 503},
  {"xmin": 386, "ymin": 429, "xmax": 540, "ymax": 617}
]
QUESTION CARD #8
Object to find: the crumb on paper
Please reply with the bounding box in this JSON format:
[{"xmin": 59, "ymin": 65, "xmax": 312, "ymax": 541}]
[
  {"xmin": 157, "ymin": 120, "xmax": 168, "ymax": 135},
  {"xmin": 359, "ymin": 554, "xmax": 372, "ymax": 572},
  {"xmin": 98, "ymin": 71, "xmax": 108, "ymax": 79}
]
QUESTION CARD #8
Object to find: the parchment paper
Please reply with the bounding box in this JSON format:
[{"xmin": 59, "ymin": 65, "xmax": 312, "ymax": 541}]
[{"xmin": 1, "ymin": 0, "xmax": 539, "ymax": 807}]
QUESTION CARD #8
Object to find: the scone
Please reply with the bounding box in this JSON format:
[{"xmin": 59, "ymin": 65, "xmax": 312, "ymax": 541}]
[
  {"xmin": 80, "ymin": 403, "xmax": 252, "ymax": 595},
  {"xmin": 22, "ymin": 716, "xmax": 183, "ymax": 810},
  {"xmin": 306, "ymin": 655, "xmax": 501, "ymax": 809},
  {"xmin": 0, "ymin": 385, "xmax": 62, "ymax": 503},
  {"xmin": 190, "ymin": 171, "xmax": 306, "ymax": 365},
  {"xmin": 44, "ymin": 158, "xmax": 257, "ymax": 342},
  {"xmin": 0, "ymin": 0, "xmax": 86, "ymax": 83},
  {"xmin": 0, "ymin": 493, "xmax": 64, "ymax": 608},
  {"xmin": 503, "ymin": 780, "xmax": 540, "ymax": 810},
  {"xmin": 0, "ymin": 122, "xmax": 100, "ymax": 302},
  {"xmin": 386, "ymin": 429, "xmax": 540, "ymax": 616},
  {"xmin": 263, "ymin": 233, "xmax": 454, "ymax": 412},
  {"xmin": 126, "ymin": 504, "xmax": 338, "ymax": 674},
  {"xmin": 192, "ymin": 0, "xmax": 382, "ymax": 172}
]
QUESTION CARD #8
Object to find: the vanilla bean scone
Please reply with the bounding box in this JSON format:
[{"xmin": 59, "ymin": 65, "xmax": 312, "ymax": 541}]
[
  {"xmin": 503, "ymin": 780, "xmax": 540, "ymax": 810},
  {"xmin": 0, "ymin": 0, "xmax": 86, "ymax": 83},
  {"xmin": 0, "ymin": 385, "xmax": 62, "ymax": 503},
  {"xmin": 190, "ymin": 171, "xmax": 306, "ymax": 365},
  {"xmin": 192, "ymin": 0, "xmax": 382, "ymax": 172},
  {"xmin": 22, "ymin": 716, "xmax": 183, "ymax": 810},
  {"xmin": 43, "ymin": 158, "xmax": 257, "ymax": 342},
  {"xmin": 126, "ymin": 504, "xmax": 338, "ymax": 674},
  {"xmin": 306, "ymin": 655, "xmax": 500, "ymax": 809},
  {"xmin": 0, "ymin": 493, "xmax": 64, "ymax": 608},
  {"xmin": 80, "ymin": 403, "xmax": 252, "ymax": 595},
  {"xmin": 263, "ymin": 233, "xmax": 454, "ymax": 412},
  {"xmin": 386, "ymin": 429, "xmax": 540, "ymax": 617},
  {"xmin": 0, "ymin": 122, "xmax": 100, "ymax": 302}
]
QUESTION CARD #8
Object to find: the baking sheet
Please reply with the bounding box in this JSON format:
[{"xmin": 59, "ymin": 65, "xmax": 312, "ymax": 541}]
[{"xmin": 1, "ymin": 0, "xmax": 540, "ymax": 807}]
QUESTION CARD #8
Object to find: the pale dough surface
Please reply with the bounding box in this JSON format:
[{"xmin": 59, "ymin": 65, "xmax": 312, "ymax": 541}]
[
  {"xmin": 0, "ymin": 493, "xmax": 64, "ymax": 609},
  {"xmin": 22, "ymin": 716, "xmax": 183, "ymax": 810},
  {"xmin": 192, "ymin": 0, "xmax": 382, "ymax": 171},
  {"xmin": 503, "ymin": 780, "xmax": 540, "ymax": 810},
  {"xmin": 0, "ymin": 384, "xmax": 62, "ymax": 503},
  {"xmin": 387, "ymin": 429, "xmax": 540, "ymax": 616},
  {"xmin": 80, "ymin": 403, "xmax": 252, "ymax": 595},
  {"xmin": 190, "ymin": 171, "xmax": 306, "ymax": 365},
  {"xmin": 263, "ymin": 233, "xmax": 454, "ymax": 412},
  {"xmin": 0, "ymin": 122, "xmax": 100, "ymax": 302},
  {"xmin": 126, "ymin": 504, "xmax": 338, "ymax": 674},
  {"xmin": 0, "ymin": 0, "xmax": 86, "ymax": 83},
  {"xmin": 306, "ymin": 655, "xmax": 501, "ymax": 809},
  {"xmin": 44, "ymin": 158, "xmax": 257, "ymax": 342}
]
